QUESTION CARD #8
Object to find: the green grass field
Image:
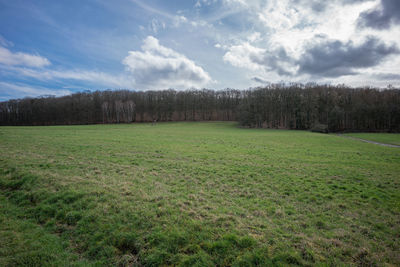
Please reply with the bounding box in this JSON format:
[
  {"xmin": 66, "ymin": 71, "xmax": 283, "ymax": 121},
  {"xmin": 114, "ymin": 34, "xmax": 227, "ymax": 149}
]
[
  {"xmin": 1, "ymin": 122, "xmax": 399, "ymax": 266},
  {"xmin": 344, "ymin": 133, "xmax": 400, "ymax": 146}
]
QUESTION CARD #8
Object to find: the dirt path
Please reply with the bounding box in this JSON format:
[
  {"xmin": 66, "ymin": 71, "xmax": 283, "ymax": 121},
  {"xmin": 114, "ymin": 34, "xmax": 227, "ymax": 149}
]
[{"xmin": 338, "ymin": 134, "xmax": 400, "ymax": 148}]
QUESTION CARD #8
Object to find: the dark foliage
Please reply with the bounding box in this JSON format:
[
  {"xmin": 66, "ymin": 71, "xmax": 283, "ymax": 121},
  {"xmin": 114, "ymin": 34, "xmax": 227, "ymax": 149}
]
[{"xmin": 1, "ymin": 84, "xmax": 399, "ymax": 132}]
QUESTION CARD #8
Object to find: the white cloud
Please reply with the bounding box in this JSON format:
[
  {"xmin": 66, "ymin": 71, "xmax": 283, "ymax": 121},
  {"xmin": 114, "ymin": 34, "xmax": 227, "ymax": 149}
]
[
  {"xmin": 223, "ymin": 41, "xmax": 296, "ymax": 76},
  {"xmin": 0, "ymin": 35, "xmax": 13, "ymax": 47},
  {"xmin": 223, "ymin": 42, "xmax": 266, "ymax": 71},
  {"xmin": 149, "ymin": 18, "xmax": 166, "ymax": 34},
  {"xmin": 190, "ymin": 20, "xmax": 210, "ymax": 28},
  {"xmin": 0, "ymin": 38, "xmax": 134, "ymax": 92},
  {"xmin": 173, "ymin": 15, "xmax": 188, "ymax": 27},
  {"xmin": 2, "ymin": 66, "xmax": 134, "ymax": 89},
  {"xmin": 0, "ymin": 81, "xmax": 71, "ymax": 99},
  {"xmin": 130, "ymin": 0, "xmax": 175, "ymax": 20},
  {"xmin": 256, "ymin": 0, "xmax": 378, "ymax": 55},
  {"xmin": 194, "ymin": 0, "xmax": 218, "ymax": 8},
  {"xmin": 247, "ymin": 32, "xmax": 261, "ymax": 43},
  {"xmin": 195, "ymin": 0, "xmax": 246, "ymax": 7},
  {"xmin": 222, "ymin": 0, "xmax": 247, "ymax": 7},
  {"xmin": 122, "ymin": 36, "xmax": 212, "ymax": 89},
  {"xmin": 0, "ymin": 46, "xmax": 50, "ymax": 68}
]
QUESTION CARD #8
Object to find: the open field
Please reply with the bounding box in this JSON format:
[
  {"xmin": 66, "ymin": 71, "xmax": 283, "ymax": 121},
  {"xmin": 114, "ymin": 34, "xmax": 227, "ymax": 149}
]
[
  {"xmin": 343, "ymin": 133, "xmax": 400, "ymax": 146},
  {"xmin": 0, "ymin": 122, "xmax": 399, "ymax": 266}
]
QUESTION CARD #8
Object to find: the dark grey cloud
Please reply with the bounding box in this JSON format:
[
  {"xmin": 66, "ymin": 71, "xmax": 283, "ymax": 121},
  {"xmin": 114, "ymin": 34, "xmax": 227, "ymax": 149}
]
[
  {"xmin": 297, "ymin": 37, "xmax": 399, "ymax": 77},
  {"xmin": 374, "ymin": 73, "xmax": 400, "ymax": 80},
  {"xmin": 250, "ymin": 47, "xmax": 294, "ymax": 76},
  {"xmin": 251, "ymin": 77, "xmax": 270, "ymax": 84},
  {"xmin": 341, "ymin": 0, "xmax": 370, "ymax": 3},
  {"xmin": 358, "ymin": 0, "xmax": 400, "ymax": 29},
  {"xmin": 292, "ymin": 0, "xmax": 372, "ymax": 13},
  {"xmin": 310, "ymin": 2, "xmax": 326, "ymax": 12}
]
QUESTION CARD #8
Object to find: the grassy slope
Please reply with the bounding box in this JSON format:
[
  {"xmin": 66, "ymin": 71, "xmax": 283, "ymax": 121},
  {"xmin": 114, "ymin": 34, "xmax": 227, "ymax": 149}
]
[
  {"xmin": 344, "ymin": 133, "xmax": 400, "ymax": 146},
  {"xmin": 0, "ymin": 122, "xmax": 399, "ymax": 266}
]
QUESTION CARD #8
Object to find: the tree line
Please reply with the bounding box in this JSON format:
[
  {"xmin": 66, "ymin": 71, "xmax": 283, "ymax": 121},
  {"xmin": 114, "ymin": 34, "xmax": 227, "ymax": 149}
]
[{"xmin": 1, "ymin": 84, "xmax": 399, "ymax": 132}]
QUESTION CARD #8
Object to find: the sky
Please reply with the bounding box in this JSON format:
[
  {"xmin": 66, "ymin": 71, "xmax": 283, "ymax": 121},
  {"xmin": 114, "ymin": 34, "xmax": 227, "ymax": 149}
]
[{"xmin": 1, "ymin": 0, "xmax": 400, "ymax": 100}]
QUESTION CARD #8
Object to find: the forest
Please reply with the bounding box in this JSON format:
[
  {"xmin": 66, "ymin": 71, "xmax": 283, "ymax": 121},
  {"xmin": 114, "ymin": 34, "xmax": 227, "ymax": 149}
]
[{"xmin": 1, "ymin": 84, "xmax": 399, "ymax": 132}]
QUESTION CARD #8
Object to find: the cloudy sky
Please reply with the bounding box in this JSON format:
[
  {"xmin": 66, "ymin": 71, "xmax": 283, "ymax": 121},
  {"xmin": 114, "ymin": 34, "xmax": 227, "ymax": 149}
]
[{"xmin": 1, "ymin": 0, "xmax": 400, "ymax": 100}]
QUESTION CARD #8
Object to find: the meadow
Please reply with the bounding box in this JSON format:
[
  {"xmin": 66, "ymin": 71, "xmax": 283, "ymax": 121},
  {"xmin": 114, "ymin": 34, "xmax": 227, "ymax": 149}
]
[{"xmin": 0, "ymin": 122, "xmax": 399, "ymax": 266}]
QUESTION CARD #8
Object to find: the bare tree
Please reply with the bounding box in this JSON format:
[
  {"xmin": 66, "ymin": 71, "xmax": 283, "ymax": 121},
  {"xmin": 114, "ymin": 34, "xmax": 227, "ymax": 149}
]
[{"xmin": 1, "ymin": 85, "xmax": 399, "ymax": 132}]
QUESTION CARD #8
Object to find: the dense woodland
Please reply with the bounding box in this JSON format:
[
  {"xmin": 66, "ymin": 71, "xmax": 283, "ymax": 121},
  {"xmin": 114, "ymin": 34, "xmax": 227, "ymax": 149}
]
[{"xmin": 1, "ymin": 84, "xmax": 400, "ymax": 132}]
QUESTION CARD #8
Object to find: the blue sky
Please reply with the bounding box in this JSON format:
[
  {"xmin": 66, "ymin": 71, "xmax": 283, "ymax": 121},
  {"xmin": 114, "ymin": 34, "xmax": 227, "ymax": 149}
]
[{"xmin": 1, "ymin": 0, "xmax": 400, "ymax": 100}]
